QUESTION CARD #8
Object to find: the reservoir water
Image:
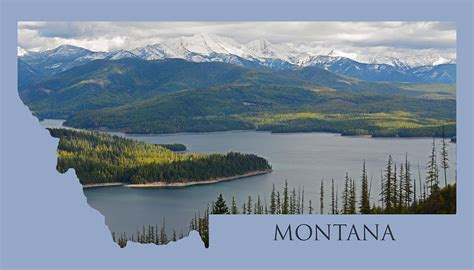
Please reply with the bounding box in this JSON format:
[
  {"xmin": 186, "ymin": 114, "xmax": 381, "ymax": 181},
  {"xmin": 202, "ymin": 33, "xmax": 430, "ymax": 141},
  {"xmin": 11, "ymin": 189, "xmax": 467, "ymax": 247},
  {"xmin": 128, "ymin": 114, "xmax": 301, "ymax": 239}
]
[{"xmin": 41, "ymin": 119, "xmax": 457, "ymax": 238}]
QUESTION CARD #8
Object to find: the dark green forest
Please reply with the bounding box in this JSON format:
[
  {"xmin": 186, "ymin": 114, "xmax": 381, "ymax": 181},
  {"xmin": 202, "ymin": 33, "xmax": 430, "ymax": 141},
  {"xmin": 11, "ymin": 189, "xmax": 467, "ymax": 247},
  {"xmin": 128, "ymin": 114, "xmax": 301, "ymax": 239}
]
[
  {"xmin": 65, "ymin": 85, "xmax": 455, "ymax": 137},
  {"xmin": 19, "ymin": 58, "xmax": 455, "ymax": 138},
  {"xmin": 49, "ymin": 128, "xmax": 271, "ymax": 185}
]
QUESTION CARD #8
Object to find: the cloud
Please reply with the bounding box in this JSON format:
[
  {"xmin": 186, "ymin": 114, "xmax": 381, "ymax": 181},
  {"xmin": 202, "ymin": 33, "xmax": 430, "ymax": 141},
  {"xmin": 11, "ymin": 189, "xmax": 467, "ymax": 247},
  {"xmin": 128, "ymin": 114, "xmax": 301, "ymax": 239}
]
[{"xmin": 17, "ymin": 21, "xmax": 456, "ymax": 59}]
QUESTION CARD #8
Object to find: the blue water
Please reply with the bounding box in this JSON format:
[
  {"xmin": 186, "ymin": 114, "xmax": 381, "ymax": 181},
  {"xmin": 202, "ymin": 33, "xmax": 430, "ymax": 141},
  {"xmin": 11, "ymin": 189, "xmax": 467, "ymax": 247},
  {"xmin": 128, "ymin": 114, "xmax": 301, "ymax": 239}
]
[{"xmin": 41, "ymin": 119, "xmax": 457, "ymax": 237}]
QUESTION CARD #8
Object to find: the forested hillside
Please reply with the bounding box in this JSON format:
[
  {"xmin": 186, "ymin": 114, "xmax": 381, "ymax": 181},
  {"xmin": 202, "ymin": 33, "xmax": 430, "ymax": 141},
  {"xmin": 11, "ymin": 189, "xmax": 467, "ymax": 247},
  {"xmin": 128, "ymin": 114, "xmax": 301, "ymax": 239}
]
[
  {"xmin": 20, "ymin": 58, "xmax": 405, "ymax": 118},
  {"xmin": 19, "ymin": 58, "xmax": 456, "ymax": 137},
  {"xmin": 65, "ymin": 84, "xmax": 455, "ymax": 137}
]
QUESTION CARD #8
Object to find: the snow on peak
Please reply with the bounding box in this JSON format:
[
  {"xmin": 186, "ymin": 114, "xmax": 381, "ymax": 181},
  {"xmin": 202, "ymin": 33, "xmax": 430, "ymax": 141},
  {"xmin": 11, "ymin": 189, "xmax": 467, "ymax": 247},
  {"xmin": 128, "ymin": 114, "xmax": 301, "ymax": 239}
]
[
  {"xmin": 107, "ymin": 50, "xmax": 138, "ymax": 60},
  {"xmin": 131, "ymin": 44, "xmax": 166, "ymax": 60},
  {"xmin": 429, "ymin": 54, "xmax": 452, "ymax": 66},
  {"xmin": 344, "ymin": 52, "xmax": 455, "ymax": 68},
  {"xmin": 17, "ymin": 46, "xmax": 29, "ymax": 56},
  {"xmin": 20, "ymin": 34, "xmax": 456, "ymax": 70},
  {"xmin": 327, "ymin": 49, "xmax": 359, "ymax": 60},
  {"xmin": 245, "ymin": 39, "xmax": 283, "ymax": 59},
  {"xmin": 49, "ymin": 45, "xmax": 90, "ymax": 56},
  {"xmin": 181, "ymin": 33, "xmax": 234, "ymax": 55},
  {"xmin": 244, "ymin": 39, "xmax": 308, "ymax": 63}
]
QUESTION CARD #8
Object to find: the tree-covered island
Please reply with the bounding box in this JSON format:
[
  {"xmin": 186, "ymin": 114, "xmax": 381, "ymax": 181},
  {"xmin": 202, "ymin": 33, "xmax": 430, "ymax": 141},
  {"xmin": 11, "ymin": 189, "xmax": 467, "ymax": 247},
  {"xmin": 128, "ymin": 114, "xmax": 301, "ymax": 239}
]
[{"xmin": 48, "ymin": 128, "xmax": 272, "ymax": 187}]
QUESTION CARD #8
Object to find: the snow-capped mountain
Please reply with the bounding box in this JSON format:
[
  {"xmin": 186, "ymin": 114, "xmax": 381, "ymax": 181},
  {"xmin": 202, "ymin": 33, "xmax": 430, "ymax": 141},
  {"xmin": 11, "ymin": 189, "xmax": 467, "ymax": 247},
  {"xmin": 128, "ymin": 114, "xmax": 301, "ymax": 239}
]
[
  {"xmin": 18, "ymin": 34, "xmax": 456, "ymax": 83},
  {"xmin": 358, "ymin": 53, "xmax": 454, "ymax": 69},
  {"xmin": 107, "ymin": 50, "xmax": 139, "ymax": 60},
  {"xmin": 326, "ymin": 49, "xmax": 359, "ymax": 61},
  {"xmin": 131, "ymin": 44, "xmax": 166, "ymax": 60},
  {"xmin": 17, "ymin": 46, "xmax": 30, "ymax": 57},
  {"xmin": 399, "ymin": 54, "xmax": 454, "ymax": 68},
  {"xmin": 131, "ymin": 33, "xmax": 247, "ymax": 60},
  {"xmin": 19, "ymin": 45, "xmax": 95, "ymax": 75}
]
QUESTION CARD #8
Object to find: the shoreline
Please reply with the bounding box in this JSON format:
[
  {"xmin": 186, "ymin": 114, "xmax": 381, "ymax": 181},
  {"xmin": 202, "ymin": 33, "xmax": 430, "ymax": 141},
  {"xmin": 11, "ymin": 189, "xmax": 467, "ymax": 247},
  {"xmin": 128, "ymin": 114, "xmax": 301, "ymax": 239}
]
[
  {"xmin": 41, "ymin": 119, "xmax": 454, "ymax": 139},
  {"xmin": 82, "ymin": 169, "xmax": 272, "ymax": 189},
  {"xmin": 126, "ymin": 169, "xmax": 273, "ymax": 188},
  {"xmin": 82, "ymin": 182, "xmax": 125, "ymax": 189}
]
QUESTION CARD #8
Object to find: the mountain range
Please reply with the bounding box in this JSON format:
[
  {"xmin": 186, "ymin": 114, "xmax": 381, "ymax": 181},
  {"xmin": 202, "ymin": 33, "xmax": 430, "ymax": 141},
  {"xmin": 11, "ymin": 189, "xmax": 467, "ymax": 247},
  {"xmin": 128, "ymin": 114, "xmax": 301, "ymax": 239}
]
[
  {"xmin": 19, "ymin": 58, "xmax": 407, "ymax": 117},
  {"xmin": 17, "ymin": 34, "xmax": 456, "ymax": 137},
  {"xmin": 18, "ymin": 33, "xmax": 456, "ymax": 83}
]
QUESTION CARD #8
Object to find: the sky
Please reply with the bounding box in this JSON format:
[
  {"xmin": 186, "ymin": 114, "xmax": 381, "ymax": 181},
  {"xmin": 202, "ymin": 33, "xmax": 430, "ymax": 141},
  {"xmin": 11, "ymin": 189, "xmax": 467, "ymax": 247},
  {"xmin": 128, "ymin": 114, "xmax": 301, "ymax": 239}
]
[{"xmin": 17, "ymin": 22, "xmax": 456, "ymax": 59}]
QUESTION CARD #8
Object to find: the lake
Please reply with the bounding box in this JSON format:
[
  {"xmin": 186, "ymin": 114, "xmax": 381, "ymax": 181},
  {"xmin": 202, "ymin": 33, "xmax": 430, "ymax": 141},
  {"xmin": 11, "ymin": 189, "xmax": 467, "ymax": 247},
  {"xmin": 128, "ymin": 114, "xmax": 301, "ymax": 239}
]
[{"xmin": 41, "ymin": 119, "xmax": 457, "ymax": 238}]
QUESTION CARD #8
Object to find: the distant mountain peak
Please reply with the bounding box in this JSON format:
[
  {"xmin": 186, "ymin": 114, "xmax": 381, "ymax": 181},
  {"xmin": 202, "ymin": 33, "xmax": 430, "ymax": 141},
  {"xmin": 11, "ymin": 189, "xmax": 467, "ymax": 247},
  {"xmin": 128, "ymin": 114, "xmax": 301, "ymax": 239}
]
[
  {"xmin": 49, "ymin": 44, "xmax": 91, "ymax": 55},
  {"xmin": 107, "ymin": 50, "xmax": 139, "ymax": 60},
  {"xmin": 21, "ymin": 34, "xmax": 455, "ymax": 68},
  {"xmin": 17, "ymin": 46, "xmax": 29, "ymax": 56},
  {"xmin": 327, "ymin": 49, "xmax": 358, "ymax": 60},
  {"xmin": 18, "ymin": 34, "xmax": 456, "ymax": 83}
]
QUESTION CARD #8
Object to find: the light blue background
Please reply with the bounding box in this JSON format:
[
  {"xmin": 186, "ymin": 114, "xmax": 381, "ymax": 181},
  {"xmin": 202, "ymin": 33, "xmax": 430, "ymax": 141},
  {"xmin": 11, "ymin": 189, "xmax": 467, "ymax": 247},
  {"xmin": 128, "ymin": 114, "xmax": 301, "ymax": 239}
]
[{"xmin": 1, "ymin": 0, "xmax": 473, "ymax": 269}]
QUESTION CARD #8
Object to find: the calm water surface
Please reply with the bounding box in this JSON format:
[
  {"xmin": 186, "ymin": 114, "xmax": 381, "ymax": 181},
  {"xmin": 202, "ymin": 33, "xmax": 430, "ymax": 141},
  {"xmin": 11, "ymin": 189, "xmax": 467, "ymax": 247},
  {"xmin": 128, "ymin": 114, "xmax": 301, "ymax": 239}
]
[{"xmin": 41, "ymin": 119, "xmax": 457, "ymax": 236}]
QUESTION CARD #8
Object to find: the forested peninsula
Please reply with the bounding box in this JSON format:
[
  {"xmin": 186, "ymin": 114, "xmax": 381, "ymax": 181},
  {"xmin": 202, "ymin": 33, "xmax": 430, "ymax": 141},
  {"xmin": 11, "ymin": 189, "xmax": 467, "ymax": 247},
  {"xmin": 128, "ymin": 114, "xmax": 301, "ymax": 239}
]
[{"xmin": 49, "ymin": 128, "xmax": 272, "ymax": 187}]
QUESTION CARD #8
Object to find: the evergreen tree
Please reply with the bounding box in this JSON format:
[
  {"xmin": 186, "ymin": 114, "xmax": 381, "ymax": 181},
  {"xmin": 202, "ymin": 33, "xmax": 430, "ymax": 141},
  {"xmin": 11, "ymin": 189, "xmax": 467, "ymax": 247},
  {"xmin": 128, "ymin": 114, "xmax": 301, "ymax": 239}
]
[
  {"xmin": 301, "ymin": 187, "xmax": 305, "ymax": 214},
  {"xmin": 382, "ymin": 156, "xmax": 394, "ymax": 211},
  {"xmin": 360, "ymin": 160, "xmax": 371, "ymax": 214},
  {"xmin": 413, "ymin": 168, "xmax": 417, "ymax": 207},
  {"xmin": 404, "ymin": 153, "xmax": 413, "ymax": 208},
  {"xmin": 290, "ymin": 188, "xmax": 297, "ymax": 214},
  {"xmin": 159, "ymin": 218, "xmax": 168, "ymax": 244},
  {"xmin": 246, "ymin": 196, "xmax": 252, "ymax": 214},
  {"xmin": 117, "ymin": 233, "xmax": 127, "ymax": 248},
  {"xmin": 398, "ymin": 164, "xmax": 404, "ymax": 210},
  {"xmin": 270, "ymin": 184, "xmax": 276, "ymax": 214},
  {"xmin": 426, "ymin": 137, "xmax": 439, "ymax": 193},
  {"xmin": 349, "ymin": 178, "xmax": 356, "ymax": 214},
  {"xmin": 282, "ymin": 180, "xmax": 289, "ymax": 214},
  {"xmin": 264, "ymin": 196, "xmax": 268, "ymax": 214},
  {"xmin": 191, "ymin": 213, "xmax": 198, "ymax": 231},
  {"xmin": 393, "ymin": 163, "xmax": 398, "ymax": 210},
  {"xmin": 331, "ymin": 179, "xmax": 336, "ymax": 214},
  {"xmin": 418, "ymin": 163, "xmax": 423, "ymax": 202},
  {"xmin": 436, "ymin": 163, "xmax": 440, "ymax": 187},
  {"xmin": 342, "ymin": 173, "xmax": 350, "ymax": 214},
  {"xmin": 440, "ymin": 126, "xmax": 449, "ymax": 187},
  {"xmin": 308, "ymin": 200, "xmax": 313, "ymax": 214},
  {"xmin": 212, "ymin": 194, "xmax": 229, "ymax": 214},
  {"xmin": 198, "ymin": 208, "xmax": 209, "ymax": 248},
  {"xmin": 149, "ymin": 225, "xmax": 155, "ymax": 243},
  {"xmin": 320, "ymin": 180, "xmax": 325, "ymax": 214},
  {"xmin": 256, "ymin": 195, "xmax": 263, "ymax": 214},
  {"xmin": 380, "ymin": 169, "xmax": 384, "ymax": 210},
  {"xmin": 276, "ymin": 191, "xmax": 281, "ymax": 214},
  {"xmin": 297, "ymin": 187, "xmax": 301, "ymax": 214},
  {"xmin": 231, "ymin": 196, "xmax": 239, "ymax": 214}
]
